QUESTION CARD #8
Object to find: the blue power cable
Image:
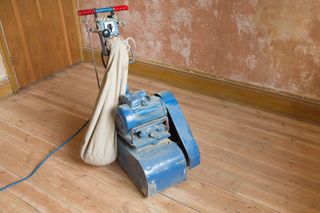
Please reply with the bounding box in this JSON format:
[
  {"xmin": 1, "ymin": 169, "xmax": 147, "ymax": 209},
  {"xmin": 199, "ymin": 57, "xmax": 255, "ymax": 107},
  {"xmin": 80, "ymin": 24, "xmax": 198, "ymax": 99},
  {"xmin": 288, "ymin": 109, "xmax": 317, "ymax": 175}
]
[{"xmin": 0, "ymin": 120, "xmax": 89, "ymax": 192}]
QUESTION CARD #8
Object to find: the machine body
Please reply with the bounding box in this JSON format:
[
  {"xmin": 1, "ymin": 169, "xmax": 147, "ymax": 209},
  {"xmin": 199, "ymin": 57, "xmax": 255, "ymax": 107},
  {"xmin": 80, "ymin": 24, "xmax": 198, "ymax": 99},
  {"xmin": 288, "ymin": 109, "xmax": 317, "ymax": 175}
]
[{"xmin": 116, "ymin": 90, "xmax": 200, "ymax": 196}]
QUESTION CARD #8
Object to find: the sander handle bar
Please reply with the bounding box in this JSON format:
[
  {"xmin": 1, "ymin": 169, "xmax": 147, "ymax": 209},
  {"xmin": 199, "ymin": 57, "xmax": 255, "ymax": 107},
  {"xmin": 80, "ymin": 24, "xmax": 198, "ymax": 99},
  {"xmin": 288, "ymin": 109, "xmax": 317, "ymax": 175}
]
[
  {"xmin": 78, "ymin": 5, "xmax": 129, "ymax": 58},
  {"xmin": 78, "ymin": 5, "xmax": 129, "ymax": 16}
]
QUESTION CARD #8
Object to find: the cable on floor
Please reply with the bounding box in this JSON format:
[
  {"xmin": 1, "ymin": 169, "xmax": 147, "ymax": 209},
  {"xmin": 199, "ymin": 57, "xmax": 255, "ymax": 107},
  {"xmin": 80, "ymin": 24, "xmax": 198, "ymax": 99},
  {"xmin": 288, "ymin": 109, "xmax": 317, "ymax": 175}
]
[{"xmin": 0, "ymin": 120, "xmax": 89, "ymax": 192}]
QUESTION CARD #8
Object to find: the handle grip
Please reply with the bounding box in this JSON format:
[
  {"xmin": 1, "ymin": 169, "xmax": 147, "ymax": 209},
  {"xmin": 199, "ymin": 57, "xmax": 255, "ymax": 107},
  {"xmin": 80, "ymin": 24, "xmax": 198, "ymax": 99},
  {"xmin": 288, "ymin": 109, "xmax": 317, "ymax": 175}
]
[{"xmin": 78, "ymin": 5, "xmax": 128, "ymax": 16}]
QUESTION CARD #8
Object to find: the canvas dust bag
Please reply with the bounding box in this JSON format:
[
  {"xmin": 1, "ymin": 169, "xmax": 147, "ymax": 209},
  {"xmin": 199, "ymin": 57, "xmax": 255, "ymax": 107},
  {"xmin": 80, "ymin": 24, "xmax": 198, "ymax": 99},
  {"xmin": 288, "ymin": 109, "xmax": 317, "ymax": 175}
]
[{"xmin": 81, "ymin": 37, "xmax": 128, "ymax": 166}]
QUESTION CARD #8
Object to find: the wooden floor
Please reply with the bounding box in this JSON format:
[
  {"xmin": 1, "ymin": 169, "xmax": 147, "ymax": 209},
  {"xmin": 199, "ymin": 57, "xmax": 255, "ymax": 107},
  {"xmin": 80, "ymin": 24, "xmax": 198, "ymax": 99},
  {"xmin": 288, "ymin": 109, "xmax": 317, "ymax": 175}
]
[{"xmin": 0, "ymin": 63, "xmax": 320, "ymax": 213}]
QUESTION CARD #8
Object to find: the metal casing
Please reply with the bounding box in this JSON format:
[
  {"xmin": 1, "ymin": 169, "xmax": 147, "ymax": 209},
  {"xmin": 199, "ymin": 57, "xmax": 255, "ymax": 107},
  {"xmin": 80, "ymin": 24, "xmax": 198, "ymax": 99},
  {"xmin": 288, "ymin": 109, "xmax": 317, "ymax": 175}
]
[
  {"xmin": 96, "ymin": 18, "xmax": 120, "ymax": 37},
  {"xmin": 116, "ymin": 90, "xmax": 200, "ymax": 197},
  {"xmin": 116, "ymin": 91, "xmax": 167, "ymax": 135},
  {"xmin": 156, "ymin": 91, "xmax": 201, "ymax": 168},
  {"xmin": 117, "ymin": 137, "xmax": 186, "ymax": 196},
  {"xmin": 119, "ymin": 116, "xmax": 171, "ymax": 148}
]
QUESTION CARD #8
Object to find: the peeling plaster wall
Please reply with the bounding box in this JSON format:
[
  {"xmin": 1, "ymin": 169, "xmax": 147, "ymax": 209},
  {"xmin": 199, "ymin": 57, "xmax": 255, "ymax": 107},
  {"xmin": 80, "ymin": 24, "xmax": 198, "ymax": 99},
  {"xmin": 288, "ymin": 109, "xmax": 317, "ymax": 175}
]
[{"xmin": 79, "ymin": 0, "xmax": 320, "ymax": 100}]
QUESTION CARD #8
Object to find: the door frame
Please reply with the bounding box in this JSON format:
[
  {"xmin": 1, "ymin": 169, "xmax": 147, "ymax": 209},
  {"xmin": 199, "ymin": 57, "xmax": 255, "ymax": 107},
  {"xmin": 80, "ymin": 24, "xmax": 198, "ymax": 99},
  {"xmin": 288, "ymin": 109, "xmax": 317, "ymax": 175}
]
[{"xmin": 0, "ymin": 21, "xmax": 19, "ymax": 94}]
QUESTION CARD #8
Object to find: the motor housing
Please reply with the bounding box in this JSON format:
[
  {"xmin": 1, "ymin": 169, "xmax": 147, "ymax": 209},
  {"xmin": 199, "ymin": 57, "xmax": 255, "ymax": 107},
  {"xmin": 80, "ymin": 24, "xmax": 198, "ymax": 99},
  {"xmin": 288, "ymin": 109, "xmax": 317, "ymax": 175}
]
[{"xmin": 116, "ymin": 90, "xmax": 200, "ymax": 196}]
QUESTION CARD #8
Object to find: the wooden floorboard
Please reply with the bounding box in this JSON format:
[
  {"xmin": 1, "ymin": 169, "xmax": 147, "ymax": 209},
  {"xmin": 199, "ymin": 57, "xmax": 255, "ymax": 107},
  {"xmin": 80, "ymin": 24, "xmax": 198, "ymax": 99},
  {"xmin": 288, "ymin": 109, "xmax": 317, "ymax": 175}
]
[{"xmin": 0, "ymin": 63, "xmax": 319, "ymax": 213}]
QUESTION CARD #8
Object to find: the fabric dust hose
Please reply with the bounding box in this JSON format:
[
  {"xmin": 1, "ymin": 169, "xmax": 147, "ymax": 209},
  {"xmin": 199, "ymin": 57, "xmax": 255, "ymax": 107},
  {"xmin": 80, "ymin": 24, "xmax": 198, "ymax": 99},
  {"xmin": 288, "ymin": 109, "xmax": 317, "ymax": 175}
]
[{"xmin": 81, "ymin": 37, "xmax": 129, "ymax": 166}]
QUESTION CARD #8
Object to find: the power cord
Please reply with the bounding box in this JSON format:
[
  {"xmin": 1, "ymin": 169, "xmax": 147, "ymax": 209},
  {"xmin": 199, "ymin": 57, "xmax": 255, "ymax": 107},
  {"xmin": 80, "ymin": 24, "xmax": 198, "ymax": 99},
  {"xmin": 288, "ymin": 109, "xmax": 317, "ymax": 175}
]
[
  {"xmin": 0, "ymin": 15, "xmax": 136, "ymax": 193},
  {"xmin": 0, "ymin": 120, "xmax": 89, "ymax": 192},
  {"xmin": 84, "ymin": 15, "xmax": 101, "ymax": 89},
  {"xmin": 101, "ymin": 51, "xmax": 108, "ymax": 69}
]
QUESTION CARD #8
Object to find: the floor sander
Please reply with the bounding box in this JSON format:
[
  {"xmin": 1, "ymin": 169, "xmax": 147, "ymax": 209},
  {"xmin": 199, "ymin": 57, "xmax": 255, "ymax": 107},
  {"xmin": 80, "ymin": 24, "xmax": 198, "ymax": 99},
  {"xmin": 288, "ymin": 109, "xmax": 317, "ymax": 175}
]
[{"xmin": 78, "ymin": 5, "xmax": 200, "ymax": 197}]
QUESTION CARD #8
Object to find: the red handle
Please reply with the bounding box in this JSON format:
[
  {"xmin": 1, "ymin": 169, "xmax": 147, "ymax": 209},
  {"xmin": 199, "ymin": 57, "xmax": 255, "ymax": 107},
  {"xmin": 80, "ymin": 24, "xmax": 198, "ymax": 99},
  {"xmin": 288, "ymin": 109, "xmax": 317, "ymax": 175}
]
[
  {"xmin": 78, "ymin": 5, "xmax": 129, "ymax": 16},
  {"xmin": 113, "ymin": 5, "xmax": 129, "ymax": 12},
  {"xmin": 78, "ymin": 9, "xmax": 95, "ymax": 16}
]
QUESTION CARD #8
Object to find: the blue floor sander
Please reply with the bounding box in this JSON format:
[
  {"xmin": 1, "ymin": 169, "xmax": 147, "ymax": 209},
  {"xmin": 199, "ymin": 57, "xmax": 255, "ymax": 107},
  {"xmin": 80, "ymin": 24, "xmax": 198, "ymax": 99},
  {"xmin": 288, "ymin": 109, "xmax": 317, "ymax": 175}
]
[{"xmin": 78, "ymin": 5, "xmax": 200, "ymax": 196}]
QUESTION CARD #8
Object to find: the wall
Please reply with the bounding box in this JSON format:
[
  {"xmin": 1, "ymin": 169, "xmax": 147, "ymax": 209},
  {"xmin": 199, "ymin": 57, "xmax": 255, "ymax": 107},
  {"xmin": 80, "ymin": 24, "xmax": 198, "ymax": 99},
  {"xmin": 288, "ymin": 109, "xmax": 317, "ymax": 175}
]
[
  {"xmin": 0, "ymin": 43, "xmax": 13, "ymax": 97},
  {"xmin": 0, "ymin": 51, "xmax": 8, "ymax": 82},
  {"xmin": 79, "ymin": 0, "xmax": 320, "ymax": 101}
]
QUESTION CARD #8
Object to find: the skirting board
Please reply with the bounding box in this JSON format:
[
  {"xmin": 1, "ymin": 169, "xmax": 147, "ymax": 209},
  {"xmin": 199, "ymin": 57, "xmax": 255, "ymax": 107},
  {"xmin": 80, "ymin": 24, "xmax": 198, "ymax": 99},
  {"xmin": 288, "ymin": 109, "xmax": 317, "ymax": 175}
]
[
  {"xmin": 82, "ymin": 48, "xmax": 320, "ymax": 124},
  {"xmin": 0, "ymin": 80, "xmax": 13, "ymax": 98}
]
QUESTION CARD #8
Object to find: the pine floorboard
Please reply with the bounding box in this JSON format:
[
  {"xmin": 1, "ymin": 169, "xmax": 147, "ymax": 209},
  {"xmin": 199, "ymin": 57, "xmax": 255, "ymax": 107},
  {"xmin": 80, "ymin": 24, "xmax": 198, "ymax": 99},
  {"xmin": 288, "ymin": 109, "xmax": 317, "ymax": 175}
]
[{"xmin": 0, "ymin": 63, "xmax": 319, "ymax": 213}]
